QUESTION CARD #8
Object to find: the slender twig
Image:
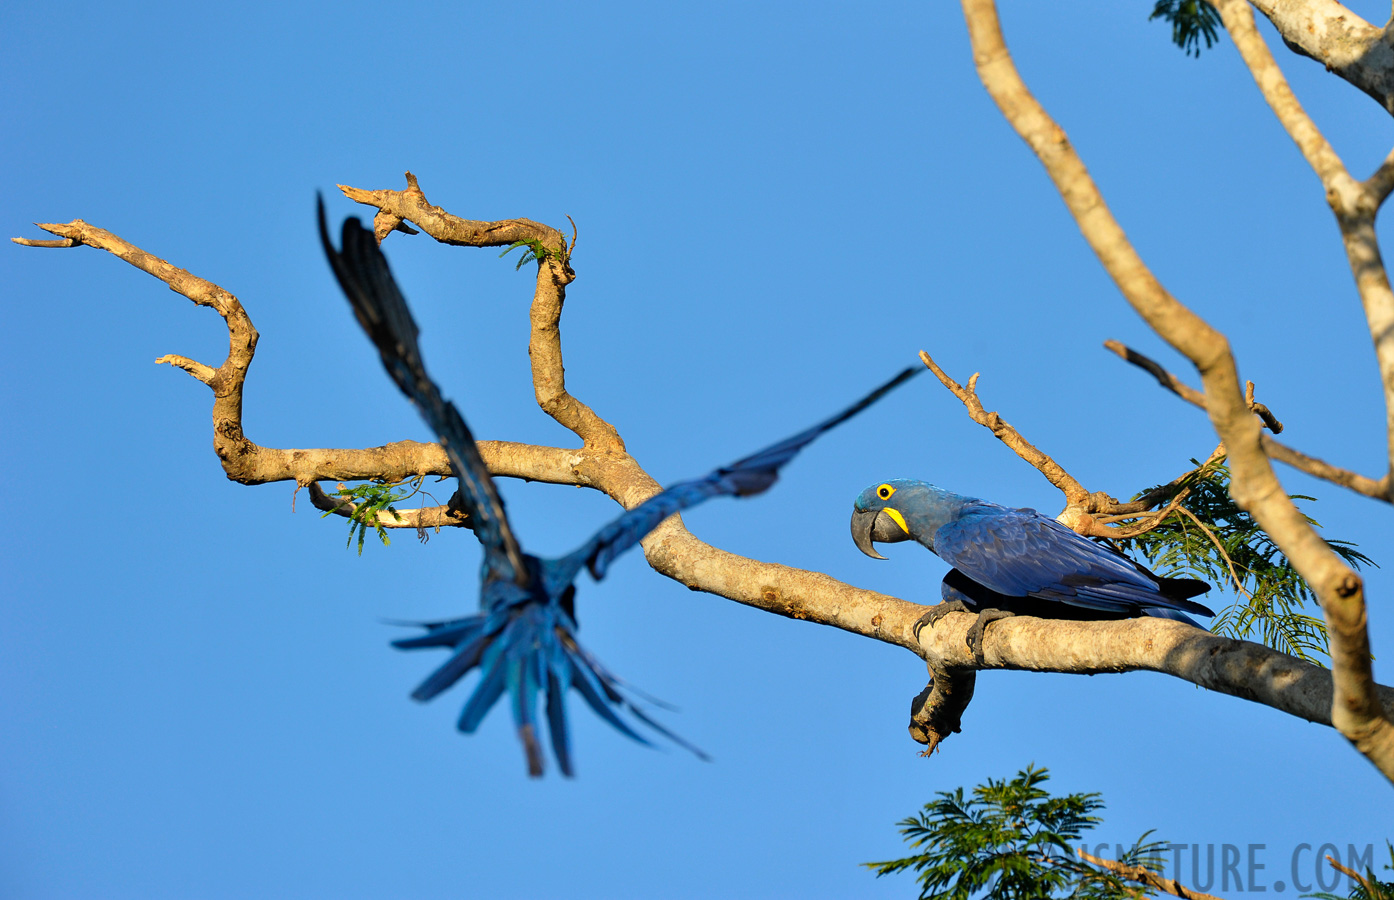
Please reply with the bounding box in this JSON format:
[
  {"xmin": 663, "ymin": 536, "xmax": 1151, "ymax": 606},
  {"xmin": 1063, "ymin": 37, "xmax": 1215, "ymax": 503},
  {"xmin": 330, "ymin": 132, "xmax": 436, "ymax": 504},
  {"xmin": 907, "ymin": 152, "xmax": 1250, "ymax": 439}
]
[
  {"xmin": 1109, "ymin": 340, "xmax": 1391, "ymax": 502},
  {"xmin": 1325, "ymin": 855, "xmax": 1375, "ymax": 895},
  {"xmin": 10, "ymin": 236, "xmax": 80, "ymax": 248},
  {"xmin": 919, "ymin": 349, "xmax": 1091, "ymax": 505},
  {"xmin": 1103, "ymin": 339, "xmax": 1207, "ymax": 409},
  {"xmin": 1179, "ymin": 506, "xmax": 1252, "ymax": 600}
]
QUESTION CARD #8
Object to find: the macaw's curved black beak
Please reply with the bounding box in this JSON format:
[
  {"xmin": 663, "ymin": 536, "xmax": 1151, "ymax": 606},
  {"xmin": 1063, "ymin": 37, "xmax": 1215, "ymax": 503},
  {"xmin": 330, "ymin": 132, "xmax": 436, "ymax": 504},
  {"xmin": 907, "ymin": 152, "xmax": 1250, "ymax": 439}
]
[{"xmin": 851, "ymin": 507, "xmax": 911, "ymax": 560}]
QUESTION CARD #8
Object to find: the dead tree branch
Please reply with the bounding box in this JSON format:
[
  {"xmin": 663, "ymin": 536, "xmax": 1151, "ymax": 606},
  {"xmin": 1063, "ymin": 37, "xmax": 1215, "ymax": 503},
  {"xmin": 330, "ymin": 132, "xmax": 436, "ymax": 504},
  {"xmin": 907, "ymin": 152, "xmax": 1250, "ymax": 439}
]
[
  {"xmin": 921, "ymin": 349, "xmax": 1224, "ymax": 539},
  {"xmin": 306, "ymin": 482, "xmax": 472, "ymax": 532},
  {"xmin": 337, "ymin": 173, "xmax": 624, "ymax": 452},
  {"xmin": 1108, "ymin": 341, "xmax": 1393, "ymax": 502},
  {"xmin": 960, "ymin": 0, "xmax": 1394, "ymax": 779},
  {"xmin": 918, "ymin": 349, "xmax": 1091, "ymax": 506},
  {"xmin": 1103, "ymin": 338, "xmax": 1207, "ymax": 410}
]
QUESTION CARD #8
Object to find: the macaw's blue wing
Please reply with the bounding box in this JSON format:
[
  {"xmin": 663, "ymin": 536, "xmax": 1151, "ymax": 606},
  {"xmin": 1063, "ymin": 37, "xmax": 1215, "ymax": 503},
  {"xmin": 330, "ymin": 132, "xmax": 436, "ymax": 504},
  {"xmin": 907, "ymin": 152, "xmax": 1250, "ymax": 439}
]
[
  {"xmin": 556, "ymin": 366, "xmax": 921, "ymax": 583},
  {"xmin": 933, "ymin": 502, "xmax": 1214, "ymax": 617},
  {"xmin": 318, "ymin": 199, "xmax": 529, "ymax": 587}
]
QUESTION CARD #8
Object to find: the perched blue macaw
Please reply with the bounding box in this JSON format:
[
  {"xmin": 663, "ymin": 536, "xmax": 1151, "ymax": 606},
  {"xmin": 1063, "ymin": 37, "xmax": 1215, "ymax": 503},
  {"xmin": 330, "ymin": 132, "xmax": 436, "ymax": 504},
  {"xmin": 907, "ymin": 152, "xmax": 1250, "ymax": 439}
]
[
  {"xmin": 319, "ymin": 200, "xmax": 919, "ymax": 776},
  {"xmin": 850, "ymin": 480, "xmax": 1213, "ymax": 658}
]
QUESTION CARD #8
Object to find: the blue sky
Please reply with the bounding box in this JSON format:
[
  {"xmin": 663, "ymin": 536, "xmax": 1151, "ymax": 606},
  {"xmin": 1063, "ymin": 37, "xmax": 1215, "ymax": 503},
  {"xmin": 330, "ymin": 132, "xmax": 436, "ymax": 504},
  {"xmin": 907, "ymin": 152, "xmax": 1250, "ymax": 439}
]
[{"xmin": 2, "ymin": 1, "xmax": 1390, "ymax": 897}]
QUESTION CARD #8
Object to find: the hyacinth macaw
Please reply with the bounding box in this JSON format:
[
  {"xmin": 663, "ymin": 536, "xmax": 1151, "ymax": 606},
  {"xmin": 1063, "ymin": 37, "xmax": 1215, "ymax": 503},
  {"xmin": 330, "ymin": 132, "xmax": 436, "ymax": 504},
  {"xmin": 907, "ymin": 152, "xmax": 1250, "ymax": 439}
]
[
  {"xmin": 319, "ymin": 201, "xmax": 919, "ymax": 776},
  {"xmin": 850, "ymin": 480, "xmax": 1213, "ymax": 658}
]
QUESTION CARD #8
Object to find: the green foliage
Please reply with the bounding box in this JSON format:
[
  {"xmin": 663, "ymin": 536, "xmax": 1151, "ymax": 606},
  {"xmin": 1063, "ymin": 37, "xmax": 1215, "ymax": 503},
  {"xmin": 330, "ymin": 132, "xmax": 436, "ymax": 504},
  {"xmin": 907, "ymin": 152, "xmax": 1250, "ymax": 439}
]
[
  {"xmin": 498, "ymin": 238, "xmax": 564, "ymax": 271},
  {"xmin": 1111, "ymin": 458, "xmax": 1375, "ymax": 664},
  {"xmin": 1149, "ymin": 0, "xmax": 1222, "ymax": 57},
  {"xmin": 323, "ymin": 477, "xmax": 427, "ymax": 555},
  {"xmin": 1305, "ymin": 843, "xmax": 1394, "ymax": 900},
  {"xmin": 864, "ymin": 766, "xmax": 1163, "ymax": 899}
]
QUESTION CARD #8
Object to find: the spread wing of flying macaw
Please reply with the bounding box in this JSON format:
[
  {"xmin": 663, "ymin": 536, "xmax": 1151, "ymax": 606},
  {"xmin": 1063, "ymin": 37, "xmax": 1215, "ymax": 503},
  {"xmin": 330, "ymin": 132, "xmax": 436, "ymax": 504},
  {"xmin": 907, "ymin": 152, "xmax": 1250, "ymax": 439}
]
[
  {"xmin": 320, "ymin": 200, "xmax": 919, "ymax": 776},
  {"xmin": 850, "ymin": 479, "xmax": 1212, "ymax": 656}
]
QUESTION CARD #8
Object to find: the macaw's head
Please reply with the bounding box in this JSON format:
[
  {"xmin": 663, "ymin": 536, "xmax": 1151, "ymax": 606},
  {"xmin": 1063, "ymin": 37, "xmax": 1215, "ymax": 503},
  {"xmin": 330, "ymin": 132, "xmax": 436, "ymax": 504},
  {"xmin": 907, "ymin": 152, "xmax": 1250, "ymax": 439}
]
[{"xmin": 851, "ymin": 479, "xmax": 960, "ymax": 559}]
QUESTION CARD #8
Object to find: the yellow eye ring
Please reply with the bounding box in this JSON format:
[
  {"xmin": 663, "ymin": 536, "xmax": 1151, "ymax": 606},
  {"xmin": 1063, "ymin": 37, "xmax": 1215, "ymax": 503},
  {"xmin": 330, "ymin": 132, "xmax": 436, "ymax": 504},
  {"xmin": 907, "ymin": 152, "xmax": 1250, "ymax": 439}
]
[{"xmin": 877, "ymin": 484, "xmax": 895, "ymax": 500}]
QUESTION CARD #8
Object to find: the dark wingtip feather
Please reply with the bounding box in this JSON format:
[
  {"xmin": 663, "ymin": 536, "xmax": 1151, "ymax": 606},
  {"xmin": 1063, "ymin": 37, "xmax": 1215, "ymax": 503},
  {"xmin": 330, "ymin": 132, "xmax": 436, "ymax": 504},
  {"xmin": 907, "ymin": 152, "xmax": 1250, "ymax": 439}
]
[{"xmin": 520, "ymin": 724, "xmax": 545, "ymax": 778}]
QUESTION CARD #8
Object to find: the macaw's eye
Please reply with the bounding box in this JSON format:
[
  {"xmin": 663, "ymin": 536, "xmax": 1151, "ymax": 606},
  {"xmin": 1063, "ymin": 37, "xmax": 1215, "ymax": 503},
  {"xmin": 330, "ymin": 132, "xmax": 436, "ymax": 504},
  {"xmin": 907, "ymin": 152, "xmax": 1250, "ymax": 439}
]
[{"xmin": 877, "ymin": 484, "xmax": 895, "ymax": 500}]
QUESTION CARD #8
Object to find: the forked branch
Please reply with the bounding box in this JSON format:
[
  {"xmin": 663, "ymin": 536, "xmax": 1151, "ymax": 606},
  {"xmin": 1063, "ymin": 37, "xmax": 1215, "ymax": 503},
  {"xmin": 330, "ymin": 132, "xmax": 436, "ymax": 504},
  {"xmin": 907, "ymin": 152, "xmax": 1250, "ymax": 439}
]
[
  {"xmin": 16, "ymin": 168, "xmax": 1394, "ymax": 768},
  {"xmin": 338, "ymin": 173, "xmax": 623, "ymax": 451},
  {"xmin": 959, "ymin": 0, "xmax": 1394, "ymax": 779}
]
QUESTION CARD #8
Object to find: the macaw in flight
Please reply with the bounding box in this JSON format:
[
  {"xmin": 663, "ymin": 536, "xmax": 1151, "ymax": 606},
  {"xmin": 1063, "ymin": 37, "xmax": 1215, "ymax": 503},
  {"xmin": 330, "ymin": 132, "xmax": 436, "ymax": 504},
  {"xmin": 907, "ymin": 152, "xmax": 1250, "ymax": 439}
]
[
  {"xmin": 319, "ymin": 200, "xmax": 919, "ymax": 776},
  {"xmin": 850, "ymin": 480, "xmax": 1213, "ymax": 659}
]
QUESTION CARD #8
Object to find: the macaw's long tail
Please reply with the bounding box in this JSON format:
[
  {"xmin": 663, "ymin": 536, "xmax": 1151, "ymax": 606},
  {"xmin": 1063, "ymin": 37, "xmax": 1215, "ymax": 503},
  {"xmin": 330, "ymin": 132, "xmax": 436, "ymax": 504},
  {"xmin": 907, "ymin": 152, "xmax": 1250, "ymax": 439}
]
[{"xmin": 392, "ymin": 602, "xmax": 705, "ymax": 777}]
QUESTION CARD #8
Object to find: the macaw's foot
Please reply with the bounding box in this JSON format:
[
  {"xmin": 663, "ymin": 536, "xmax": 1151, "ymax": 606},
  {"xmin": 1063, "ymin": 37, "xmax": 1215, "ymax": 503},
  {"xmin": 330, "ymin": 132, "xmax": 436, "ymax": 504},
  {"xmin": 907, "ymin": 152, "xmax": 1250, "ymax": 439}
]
[
  {"xmin": 912, "ymin": 599, "xmax": 973, "ymax": 641},
  {"xmin": 913, "ymin": 601, "xmax": 1016, "ymax": 664},
  {"xmin": 965, "ymin": 608, "xmax": 1016, "ymax": 665}
]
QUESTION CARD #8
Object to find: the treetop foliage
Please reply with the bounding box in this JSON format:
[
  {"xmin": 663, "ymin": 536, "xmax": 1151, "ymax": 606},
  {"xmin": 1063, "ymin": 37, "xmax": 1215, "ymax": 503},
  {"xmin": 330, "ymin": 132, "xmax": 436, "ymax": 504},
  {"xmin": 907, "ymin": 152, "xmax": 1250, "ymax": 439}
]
[
  {"xmin": 864, "ymin": 765, "xmax": 1164, "ymax": 899},
  {"xmin": 1150, "ymin": 0, "xmax": 1223, "ymax": 57}
]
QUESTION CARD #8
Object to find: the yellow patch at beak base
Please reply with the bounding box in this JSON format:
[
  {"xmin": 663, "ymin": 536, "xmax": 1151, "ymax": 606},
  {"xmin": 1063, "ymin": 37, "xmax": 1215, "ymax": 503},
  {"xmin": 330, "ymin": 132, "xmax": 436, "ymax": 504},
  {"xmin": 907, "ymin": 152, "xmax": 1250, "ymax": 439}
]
[{"xmin": 884, "ymin": 508, "xmax": 910, "ymax": 535}]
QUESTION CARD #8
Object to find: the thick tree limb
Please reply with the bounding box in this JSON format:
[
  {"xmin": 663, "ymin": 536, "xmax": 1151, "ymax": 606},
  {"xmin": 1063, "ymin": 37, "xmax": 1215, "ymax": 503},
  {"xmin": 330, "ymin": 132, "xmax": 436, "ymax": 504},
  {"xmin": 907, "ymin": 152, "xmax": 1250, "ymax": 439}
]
[
  {"xmin": 1248, "ymin": 0, "xmax": 1394, "ymax": 118},
  {"xmin": 960, "ymin": 0, "xmax": 1394, "ymax": 779},
  {"xmin": 1078, "ymin": 848, "xmax": 1223, "ymax": 900},
  {"xmin": 914, "ymin": 609, "xmax": 1394, "ymax": 729}
]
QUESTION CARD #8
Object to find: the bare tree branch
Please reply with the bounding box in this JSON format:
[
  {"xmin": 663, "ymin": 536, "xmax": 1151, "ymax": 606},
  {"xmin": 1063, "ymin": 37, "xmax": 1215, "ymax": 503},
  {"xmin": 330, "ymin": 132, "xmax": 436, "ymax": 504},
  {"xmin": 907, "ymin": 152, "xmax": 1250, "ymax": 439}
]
[
  {"xmin": 1077, "ymin": 848, "xmax": 1224, "ymax": 900},
  {"xmin": 1107, "ymin": 340, "xmax": 1393, "ymax": 502},
  {"xmin": 15, "ymin": 218, "xmax": 603, "ymax": 489},
  {"xmin": 921, "ymin": 348, "xmax": 1228, "ymax": 540},
  {"xmin": 1104, "ymin": 338, "xmax": 1208, "ymax": 410},
  {"xmin": 17, "ymin": 172, "xmax": 1394, "ymax": 768},
  {"xmin": 1215, "ymin": 0, "xmax": 1394, "ymax": 494},
  {"xmin": 337, "ymin": 173, "xmax": 625, "ymax": 452},
  {"xmin": 918, "ymin": 349, "xmax": 1092, "ymax": 506},
  {"xmin": 1262, "ymin": 436, "xmax": 1394, "ymax": 501},
  {"xmin": 10, "ymin": 235, "xmax": 80, "ymax": 248},
  {"xmin": 1247, "ymin": 0, "xmax": 1394, "ymax": 118},
  {"xmin": 1325, "ymin": 854, "xmax": 1378, "ymax": 895},
  {"xmin": 306, "ymin": 482, "xmax": 472, "ymax": 532},
  {"xmin": 1244, "ymin": 380, "xmax": 1284, "ymax": 434},
  {"xmin": 960, "ymin": 0, "xmax": 1394, "ymax": 779},
  {"xmin": 914, "ymin": 609, "xmax": 1394, "ymax": 731}
]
